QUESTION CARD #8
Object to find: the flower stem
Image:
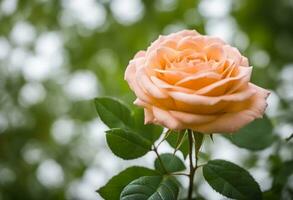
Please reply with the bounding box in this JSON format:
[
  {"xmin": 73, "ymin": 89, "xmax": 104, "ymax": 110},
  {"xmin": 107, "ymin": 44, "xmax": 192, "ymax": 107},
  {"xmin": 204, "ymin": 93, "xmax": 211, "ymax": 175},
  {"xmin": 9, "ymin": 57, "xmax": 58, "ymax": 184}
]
[
  {"xmin": 187, "ymin": 130, "xmax": 195, "ymax": 200},
  {"xmin": 153, "ymin": 145, "xmax": 168, "ymax": 174}
]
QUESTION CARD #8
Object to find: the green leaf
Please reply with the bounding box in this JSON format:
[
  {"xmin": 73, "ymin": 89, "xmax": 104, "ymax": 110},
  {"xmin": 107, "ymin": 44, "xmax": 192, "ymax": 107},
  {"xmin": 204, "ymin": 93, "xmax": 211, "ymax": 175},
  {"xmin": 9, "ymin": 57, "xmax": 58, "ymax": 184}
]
[
  {"xmin": 272, "ymin": 160, "xmax": 293, "ymax": 193},
  {"xmin": 166, "ymin": 130, "xmax": 189, "ymax": 159},
  {"xmin": 225, "ymin": 116, "xmax": 275, "ymax": 150},
  {"xmin": 131, "ymin": 108, "xmax": 163, "ymax": 143},
  {"xmin": 262, "ymin": 190, "xmax": 280, "ymax": 200},
  {"xmin": 120, "ymin": 176, "xmax": 180, "ymax": 200},
  {"xmin": 193, "ymin": 131, "xmax": 204, "ymax": 154},
  {"xmin": 154, "ymin": 153, "xmax": 186, "ymax": 174},
  {"xmin": 97, "ymin": 166, "xmax": 158, "ymax": 200},
  {"xmin": 203, "ymin": 159, "xmax": 262, "ymax": 200},
  {"xmin": 209, "ymin": 134, "xmax": 214, "ymax": 142},
  {"xmin": 198, "ymin": 151, "xmax": 210, "ymax": 162},
  {"xmin": 94, "ymin": 97, "xmax": 132, "ymax": 129},
  {"xmin": 173, "ymin": 130, "xmax": 187, "ymax": 154},
  {"xmin": 106, "ymin": 128, "xmax": 152, "ymax": 159}
]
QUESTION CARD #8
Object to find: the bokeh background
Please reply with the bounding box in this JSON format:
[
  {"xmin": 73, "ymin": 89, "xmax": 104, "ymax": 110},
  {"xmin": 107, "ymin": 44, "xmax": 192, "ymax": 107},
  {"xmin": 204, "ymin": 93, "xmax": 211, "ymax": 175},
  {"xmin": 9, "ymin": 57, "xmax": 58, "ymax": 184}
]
[{"xmin": 0, "ymin": 0, "xmax": 292, "ymax": 199}]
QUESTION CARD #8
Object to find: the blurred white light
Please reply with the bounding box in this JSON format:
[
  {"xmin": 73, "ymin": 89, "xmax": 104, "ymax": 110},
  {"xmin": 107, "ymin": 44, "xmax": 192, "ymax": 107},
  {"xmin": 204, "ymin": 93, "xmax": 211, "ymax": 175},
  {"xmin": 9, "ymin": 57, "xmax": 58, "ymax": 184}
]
[
  {"xmin": 10, "ymin": 21, "xmax": 36, "ymax": 46},
  {"xmin": 234, "ymin": 31, "xmax": 250, "ymax": 51},
  {"xmin": 251, "ymin": 50, "xmax": 270, "ymax": 68},
  {"xmin": 275, "ymin": 123, "xmax": 293, "ymax": 139},
  {"xmin": 155, "ymin": 0, "xmax": 178, "ymax": 12},
  {"xmin": 205, "ymin": 17, "xmax": 237, "ymax": 43},
  {"xmin": 36, "ymin": 32, "xmax": 63, "ymax": 58},
  {"xmin": 0, "ymin": 37, "xmax": 11, "ymax": 60},
  {"xmin": 37, "ymin": 159, "xmax": 64, "ymax": 188},
  {"xmin": 110, "ymin": 0, "xmax": 144, "ymax": 25},
  {"xmin": 0, "ymin": 167, "xmax": 15, "ymax": 184},
  {"xmin": 8, "ymin": 109, "xmax": 27, "ymax": 128},
  {"xmin": 51, "ymin": 118, "xmax": 76, "ymax": 145},
  {"xmin": 9, "ymin": 48, "xmax": 30, "ymax": 72},
  {"xmin": 278, "ymin": 84, "xmax": 293, "ymax": 100},
  {"xmin": 22, "ymin": 56, "xmax": 51, "ymax": 81},
  {"xmin": 278, "ymin": 64, "xmax": 293, "ymax": 100},
  {"xmin": 208, "ymin": 136, "xmax": 247, "ymax": 165},
  {"xmin": 86, "ymin": 119, "xmax": 107, "ymax": 146},
  {"xmin": 280, "ymin": 64, "xmax": 293, "ymax": 83},
  {"xmin": 67, "ymin": 180, "xmax": 99, "ymax": 200},
  {"xmin": 96, "ymin": 150, "xmax": 119, "ymax": 173},
  {"xmin": 19, "ymin": 82, "xmax": 46, "ymax": 106},
  {"xmin": 22, "ymin": 32, "xmax": 64, "ymax": 81},
  {"xmin": 62, "ymin": 0, "xmax": 106, "ymax": 29},
  {"xmin": 199, "ymin": 180, "xmax": 226, "ymax": 200},
  {"xmin": 20, "ymin": 32, "xmax": 63, "ymax": 81},
  {"xmin": 83, "ymin": 167, "xmax": 107, "ymax": 190},
  {"xmin": 64, "ymin": 70, "xmax": 98, "ymax": 100},
  {"xmin": 22, "ymin": 143, "xmax": 43, "ymax": 164},
  {"xmin": 199, "ymin": 0, "xmax": 231, "ymax": 18},
  {"xmin": 163, "ymin": 22, "xmax": 187, "ymax": 35},
  {"xmin": 250, "ymin": 167, "xmax": 272, "ymax": 191},
  {"xmin": 0, "ymin": 0, "xmax": 17, "ymax": 16},
  {"xmin": 266, "ymin": 91, "xmax": 280, "ymax": 117},
  {"xmin": 36, "ymin": 32, "xmax": 64, "ymax": 70}
]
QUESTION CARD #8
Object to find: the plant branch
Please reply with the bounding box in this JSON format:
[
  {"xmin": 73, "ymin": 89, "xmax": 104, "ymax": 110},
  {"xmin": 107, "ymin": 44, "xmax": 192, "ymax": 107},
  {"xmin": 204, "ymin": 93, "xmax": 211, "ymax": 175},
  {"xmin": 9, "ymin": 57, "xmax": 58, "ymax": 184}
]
[
  {"xmin": 187, "ymin": 130, "xmax": 195, "ymax": 200},
  {"xmin": 172, "ymin": 172, "xmax": 189, "ymax": 177},
  {"xmin": 157, "ymin": 129, "xmax": 171, "ymax": 148},
  {"xmin": 152, "ymin": 145, "xmax": 168, "ymax": 174}
]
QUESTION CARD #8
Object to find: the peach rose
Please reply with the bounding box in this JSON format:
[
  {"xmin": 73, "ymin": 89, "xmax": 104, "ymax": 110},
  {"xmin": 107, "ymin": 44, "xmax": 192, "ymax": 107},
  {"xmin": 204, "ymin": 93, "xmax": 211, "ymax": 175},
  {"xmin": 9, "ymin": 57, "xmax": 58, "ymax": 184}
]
[{"xmin": 124, "ymin": 30, "xmax": 270, "ymax": 134}]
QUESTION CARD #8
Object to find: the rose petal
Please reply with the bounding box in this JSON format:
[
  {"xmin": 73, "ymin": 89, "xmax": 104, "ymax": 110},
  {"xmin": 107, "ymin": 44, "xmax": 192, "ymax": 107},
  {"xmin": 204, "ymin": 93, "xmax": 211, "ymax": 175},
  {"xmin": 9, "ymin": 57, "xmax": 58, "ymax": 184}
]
[
  {"xmin": 137, "ymin": 67, "xmax": 169, "ymax": 99},
  {"xmin": 134, "ymin": 50, "xmax": 146, "ymax": 59},
  {"xmin": 195, "ymin": 66, "xmax": 252, "ymax": 96},
  {"xmin": 224, "ymin": 45, "xmax": 243, "ymax": 66},
  {"xmin": 156, "ymin": 47, "xmax": 179, "ymax": 62},
  {"xmin": 144, "ymin": 108, "xmax": 154, "ymax": 124},
  {"xmin": 169, "ymin": 85, "xmax": 256, "ymax": 106},
  {"xmin": 151, "ymin": 76, "xmax": 195, "ymax": 94},
  {"xmin": 125, "ymin": 59, "xmax": 154, "ymax": 103},
  {"xmin": 205, "ymin": 44, "xmax": 226, "ymax": 62},
  {"xmin": 169, "ymin": 110, "xmax": 217, "ymax": 125},
  {"xmin": 240, "ymin": 56, "xmax": 249, "ymax": 67},
  {"xmin": 190, "ymin": 84, "xmax": 270, "ymax": 133},
  {"xmin": 154, "ymin": 68, "xmax": 190, "ymax": 84},
  {"xmin": 175, "ymin": 71, "xmax": 221, "ymax": 90},
  {"xmin": 177, "ymin": 36, "xmax": 202, "ymax": 51},
  {"xmin": 152, "ymin": 106, "xmax": 183, "ymax": 130}
]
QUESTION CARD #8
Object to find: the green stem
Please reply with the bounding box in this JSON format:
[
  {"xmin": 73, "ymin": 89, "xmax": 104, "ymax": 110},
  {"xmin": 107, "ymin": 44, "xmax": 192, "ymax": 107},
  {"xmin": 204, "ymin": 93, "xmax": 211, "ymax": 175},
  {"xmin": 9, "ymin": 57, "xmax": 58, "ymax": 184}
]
[
  {"xmin": 172, "ymin": 172, "xmax": 189, "ymax": 177},
  {"xmin": 187, "ymin": 130, "xmax": 195, "ymax": 200},
  {"xmin": 153, "ymin": 145, "xmax": 168, "ymax": 174}
]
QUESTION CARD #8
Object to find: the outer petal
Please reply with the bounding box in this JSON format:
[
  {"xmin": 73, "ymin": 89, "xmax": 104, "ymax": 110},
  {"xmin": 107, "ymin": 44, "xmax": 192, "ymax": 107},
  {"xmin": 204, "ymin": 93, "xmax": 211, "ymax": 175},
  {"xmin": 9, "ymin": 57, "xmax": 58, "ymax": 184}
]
[
  {"xmin": 147, "ymin": 30, "xmax": 199, "ymax": 53},
  {"xmin": 223, "ymin": 45, "xmax": 243, "ymax": 66},
  {"xmin": 169, "ymin": 110, "xmax": 217, "ymax": 125},
  {"xmin": 152, "ymin": 106, "xmax": 183, "ymax": 130},
  {"xmin": 136, "ymin": 67, "xmax": 169, "ymax": 99},
  {"xmin": 124, "ymin": 58, "xmax": 154, "ymax": 103},
  {"xmin": 190, "ymin": 84, "xmax": 270, "ymax": 133},
  {"xmin": 169, "ymin": 86, "xmax": 256, "ymax": 106},
  {"xmin": 144, "ymin": 108, "xmax": 154, "ymax": 124}
]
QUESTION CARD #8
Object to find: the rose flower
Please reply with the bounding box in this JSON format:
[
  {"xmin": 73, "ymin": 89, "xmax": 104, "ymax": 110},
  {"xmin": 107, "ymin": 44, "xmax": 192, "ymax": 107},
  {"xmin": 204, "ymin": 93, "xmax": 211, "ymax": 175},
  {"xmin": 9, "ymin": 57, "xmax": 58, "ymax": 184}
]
[{"xmin": 125, "ymin": 30, "xmax": 270, "ymax": 134}]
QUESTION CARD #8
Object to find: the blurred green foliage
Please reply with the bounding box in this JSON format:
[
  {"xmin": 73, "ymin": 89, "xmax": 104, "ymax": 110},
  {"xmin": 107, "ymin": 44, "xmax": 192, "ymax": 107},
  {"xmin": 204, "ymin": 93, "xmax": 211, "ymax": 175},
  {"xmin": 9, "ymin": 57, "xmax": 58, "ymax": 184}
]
[{"xmin": 0, "ymin": 0, "xmax": 292, "ymax": 199}]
